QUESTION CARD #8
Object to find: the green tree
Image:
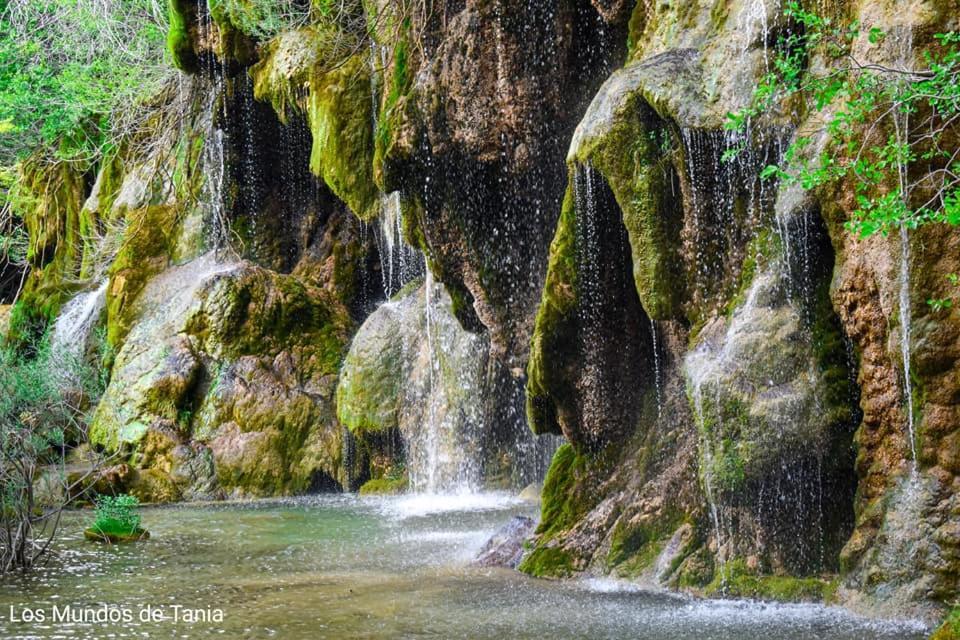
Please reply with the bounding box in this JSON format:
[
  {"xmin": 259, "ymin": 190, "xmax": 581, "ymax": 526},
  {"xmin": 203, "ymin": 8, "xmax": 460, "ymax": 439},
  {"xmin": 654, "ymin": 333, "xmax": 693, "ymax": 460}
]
[{"xmin": 727, "ymin": 2, "xmax": 960, "ymax": 238}]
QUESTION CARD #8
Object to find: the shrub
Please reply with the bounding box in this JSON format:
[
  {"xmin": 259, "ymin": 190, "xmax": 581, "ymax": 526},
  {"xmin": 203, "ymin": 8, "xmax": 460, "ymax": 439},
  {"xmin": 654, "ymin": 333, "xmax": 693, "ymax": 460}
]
[
  {"xmin": 92, "ymin": 494, "xmax": 142, "ymax": 536},
  {"xmin": 0, "ymin": 331, "xmax": 108, "ymax": 573}
]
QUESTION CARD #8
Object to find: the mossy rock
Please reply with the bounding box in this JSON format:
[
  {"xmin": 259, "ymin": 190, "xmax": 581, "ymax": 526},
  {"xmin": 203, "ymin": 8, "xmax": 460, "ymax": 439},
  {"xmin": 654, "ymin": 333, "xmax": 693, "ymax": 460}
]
[
  {"xmin": 518, "ymin": 545, "xmax": 576, "ymax": 578},
  {"xmin": 518, "ymin": 443, "xmax": 617, "ymax": 579},
  {"xmin": 932, "ymin": 609, "xmax": 960, "ymax": 640},
  {"xmin": 705, "ymin": 559, "xmax": 835, "ymax": 603},
  {"xmin": 6, "ymin": 155, "xmax": 89, "ymax": 343},
  {"xmin": 307, "ymin": 54, "xmax": 378, "ymax": 221},
  {"xmin": 84, "ymin": 527, "xmax": 151, "ymax": 543},
  {"xmin": 167, "ymin": 0, "xmax": 198, "ymax": 73},
  {"xmin": 335, "ymin": 300, "xmax": 405, "ymax": 435},
  {"xmin": 358, "ymin": 475, "xmax": 408, "ymax": 495},
  {"xmin": 525, "ymin": 185, "xmax": 580, "ymax": 437},
  {"xmin": 567, "ymin": 57, "xmax": 688, "ymax": 321}
]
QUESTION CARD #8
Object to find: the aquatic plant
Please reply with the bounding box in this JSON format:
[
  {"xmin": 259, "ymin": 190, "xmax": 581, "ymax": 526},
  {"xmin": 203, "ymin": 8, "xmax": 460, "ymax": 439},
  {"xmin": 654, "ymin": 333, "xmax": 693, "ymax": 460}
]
[{"xmin": 92, "ymin": 494, "xmax": 142, "ymax": 536}]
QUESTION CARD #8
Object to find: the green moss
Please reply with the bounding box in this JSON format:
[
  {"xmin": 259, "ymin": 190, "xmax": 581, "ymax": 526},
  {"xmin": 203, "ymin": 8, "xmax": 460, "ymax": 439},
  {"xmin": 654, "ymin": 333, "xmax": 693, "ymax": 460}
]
[
  {"xmin": 373, "ymin": 19, "xmax": 414, "ymax": 187},
  {"xmin": 358, "ymin": 475, "xmax": 408, "ymax": 495},
  {"xmin": 706, "ymin": 559, "xmax": 834, "ymax": 602},
  {"xmin": 570, "ymin": 100, "xmax": 684, "ymax": 320},
  {"xmin": 518, "ymin": 545, "xmax": 576, "ymax": 578},
  {"xmin": 167, "ymin": 0, "xmax": 198, "ymax": 73},
  {"xmin": 626, "ymin": 1, "xmax": 649, "ymax": 61},
  {"xmin": 106, "ymin": 205, "xmax": 179, "ymax": 349},
  {"xmin": 536, "ymin": 443, "xmax": 588, "ymax": 537},
  {"xmin": 6, "ymin": 155, "xmax": 89, "ymax": 345},
  {"xmin": 607, "ymin": 510, "xmax": 686, "ymax": 575},
  {"xmin": 518, "ymin": 442, "xmax": 619, "ymax": 577},
  {"xmin": 525, "ymin": 183, "xmax": 580, "ymax": 436},
  {"xmin": 724, "ymin": 227, "xmax": 778, "ymax": 318},
  {"xmin": 931, "ymin": 608, "xmax": 960, "ymax": 640},
  {"xmin": 307, "ymin": 54, "xmax": 378, "ymax": 221},
  {"xmin": 335, "ymin": 298, "xmax": 402, "ymax": 435},
  {"xmin": 250, "ymin": 27, "xmax": 325, "ymax": 122}
]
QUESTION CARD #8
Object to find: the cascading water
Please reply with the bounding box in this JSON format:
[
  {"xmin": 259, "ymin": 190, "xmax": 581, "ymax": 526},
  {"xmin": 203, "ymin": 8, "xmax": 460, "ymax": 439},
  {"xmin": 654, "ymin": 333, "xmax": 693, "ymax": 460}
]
[
  {"xmin": 894, "ymin": 26, "xmax": 917, "ymax": 466},
  {"xmin": 574, "ymin": 164, "xmax": 608, "ymax": 429},
  {"xmin": 202, "ymin": 126, "xmax": 229, "ymax": 252},
  {"xmin": 50, "ymin": 279, "xmax": 109, "ymax": 380},
  {"xmin": 421, "ymin": 264, "xmax": 442, "ymax": 492},
  {"xmin": 377, "ymin": 192, "xmax": 422, "ymax": 298},
  {"xmin": 403, "ymin": 260, "xmax": 482, "ymax": 495},
  {"xmin": 650, "ymin": 318, "xmax": 663, "ymax": 419}
]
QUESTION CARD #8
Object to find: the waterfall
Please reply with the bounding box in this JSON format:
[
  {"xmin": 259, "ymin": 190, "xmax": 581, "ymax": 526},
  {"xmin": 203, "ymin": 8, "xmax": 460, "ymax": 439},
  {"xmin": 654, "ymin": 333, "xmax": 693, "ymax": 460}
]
[
  {"xmin": 377, "ymin": 192, "xmax": 421, "ymax": 298},
  {"xmin": 404, "ymin": 259, "xmax": 480, "ymax": 495},
  {"xmin": 574, "ymin": 164, "xmax": 607, "ymax": 428},
  {"xmin": 203, "ymin": 127, "xmax": 228, "ymax": 252},
  {"xmin": 895, "ymin": 26, "xmax": 917, "ymax": 466},
  {"xmin": 50, "ymin": 280, "xmax": 108, "ymax": 379},
  {"xmin": 422, "ymin": 264, "xmax": 441, "ymax": 492},
  {"xmin": 686, "ymin": 344, "xmax": 727, "ymax": 572},
  {"xmin": 899, "ymin": 225, "xmax": 916, "ymax": 464},
  {"xmin": 651, "ymin": 317, "xmax": 662, "ymax": 419}
]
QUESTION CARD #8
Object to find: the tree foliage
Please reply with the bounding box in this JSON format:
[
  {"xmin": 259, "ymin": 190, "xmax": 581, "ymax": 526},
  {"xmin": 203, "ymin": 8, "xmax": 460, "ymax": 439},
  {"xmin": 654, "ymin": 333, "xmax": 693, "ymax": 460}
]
[
  {"xmin": 726, "ymin": 2, "xmax": 960, "ymax": 239},
  {"xmin": 0, "ymin": 0, "xmax": 171, "ymax": 167},
  {"xmin": 0, "ymin": 331, "xmax": 109, "ymax": 574}
]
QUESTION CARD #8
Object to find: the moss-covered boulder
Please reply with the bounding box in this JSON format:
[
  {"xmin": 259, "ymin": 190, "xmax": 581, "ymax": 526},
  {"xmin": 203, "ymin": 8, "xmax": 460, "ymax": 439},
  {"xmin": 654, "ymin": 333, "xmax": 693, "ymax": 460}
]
[
  {"xmin": 567, "ymin": 54, "xmax": 691, "ymax": 319},
  {"xmin": 337, "ymin": 279, "xmax": 489, "ymax": 490},
  {"xmin": 90, "ymin": 259, "xmax": 353, "ymax": 499}
]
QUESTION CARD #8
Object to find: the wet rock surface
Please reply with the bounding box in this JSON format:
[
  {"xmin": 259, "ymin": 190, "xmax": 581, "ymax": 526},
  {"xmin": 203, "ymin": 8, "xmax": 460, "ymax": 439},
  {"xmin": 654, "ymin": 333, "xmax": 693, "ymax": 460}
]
[{"xmin": 475, "ymin": 515, "xmax": 537, "ymax": 569}]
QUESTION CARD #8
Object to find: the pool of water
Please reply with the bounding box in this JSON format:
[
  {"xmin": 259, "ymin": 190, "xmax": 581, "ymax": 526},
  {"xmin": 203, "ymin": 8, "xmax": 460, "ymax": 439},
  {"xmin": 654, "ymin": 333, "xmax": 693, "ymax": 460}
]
[{"xmin": 0, "ymin": 494, "xmax": 927, "ymax": 639}]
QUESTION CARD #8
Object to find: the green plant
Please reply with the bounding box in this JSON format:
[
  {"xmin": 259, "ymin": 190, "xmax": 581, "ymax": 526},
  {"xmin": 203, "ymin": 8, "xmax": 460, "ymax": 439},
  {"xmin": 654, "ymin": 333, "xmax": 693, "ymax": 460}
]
[
  {"xmin": 0, "ymin": 331, "xmax": 109, "ymax": 573},
  {"xmin": 726, "ymin": 2, "xmax": 960, "ymax": 238},
  {"xmin": 0, "ymin": 1, "xmax": 170, "ymax": 166},
  {"xmin": 92, "ymin": 494, "xmax": 142, "ymax": 536}
]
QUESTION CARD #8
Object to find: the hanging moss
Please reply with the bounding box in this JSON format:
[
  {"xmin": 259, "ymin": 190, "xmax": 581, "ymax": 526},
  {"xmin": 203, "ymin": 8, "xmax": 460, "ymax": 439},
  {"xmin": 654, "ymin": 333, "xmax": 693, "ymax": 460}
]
[
  {"xmin": 6, "ymin": 155, "xmax": 89, "ymax": 344},
  {"xmin": 568, "ymin": 87, "xmax": 685, "ymax": 320},
  {"xmin": 250, "ymin": 27, "xmax": 329, "ymax": 122},
  {"xmin": 525, "ymin": 183, "xmax": 579, "ymax": 437},
  {"xmin": 306, "ymin": 54, "xmax": 378, "ymax": 221},
  {"xmin": 167, "ymin": 0, "xmax": 198, "ymax": 73},
  {"xmin": 373, "ymin": 19, "xmax": 415, "ymax": 188}
]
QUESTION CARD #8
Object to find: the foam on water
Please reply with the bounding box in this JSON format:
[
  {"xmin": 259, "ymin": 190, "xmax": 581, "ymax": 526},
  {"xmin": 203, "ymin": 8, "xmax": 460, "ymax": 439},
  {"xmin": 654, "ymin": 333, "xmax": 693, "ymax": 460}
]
[{"xmin": 374, "ymin": 491, "xmax": 524, "ymax": 520}]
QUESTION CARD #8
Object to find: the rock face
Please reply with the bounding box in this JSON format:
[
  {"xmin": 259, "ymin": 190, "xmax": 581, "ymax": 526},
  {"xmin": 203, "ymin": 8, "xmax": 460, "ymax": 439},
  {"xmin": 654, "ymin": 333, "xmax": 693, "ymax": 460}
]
[
  {"xmin": 24, "ymin": 67, "xmax": 380, "ymax": 501},
  {"xmin": 519, "ymin": 0, "xmax": 960, "ymax": 628},
  {"xmin": 337, "ymin": 279, "xmax": 489, "ymax": 492},
  {"xmin": 475, "ymin": 516, "xmax": 537, "ymax": 568},
  {"xmin": 6, "ymin": 0, "xmax": 960, "ymax": 630}
]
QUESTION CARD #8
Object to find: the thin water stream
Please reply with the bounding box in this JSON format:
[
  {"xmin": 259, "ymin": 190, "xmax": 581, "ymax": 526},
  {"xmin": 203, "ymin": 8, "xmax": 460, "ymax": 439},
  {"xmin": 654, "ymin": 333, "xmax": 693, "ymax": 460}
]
[{"xmin": 0, "ymin": 496, "xmax": 925, "ymax": 639}]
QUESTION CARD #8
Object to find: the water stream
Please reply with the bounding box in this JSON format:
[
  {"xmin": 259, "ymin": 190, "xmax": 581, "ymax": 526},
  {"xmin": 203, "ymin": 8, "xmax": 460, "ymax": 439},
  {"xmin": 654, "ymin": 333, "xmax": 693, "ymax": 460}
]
[
  {"xmin": 50, "ymin": 279, "xmax": 108, "ymax": 377},
  {"xmin": 895, "ymin": 26, "xmax": 917, "ymax": 467},
  {"xmin": 0, "ymin": 497, "xmax": 926, "ymax": 640}
]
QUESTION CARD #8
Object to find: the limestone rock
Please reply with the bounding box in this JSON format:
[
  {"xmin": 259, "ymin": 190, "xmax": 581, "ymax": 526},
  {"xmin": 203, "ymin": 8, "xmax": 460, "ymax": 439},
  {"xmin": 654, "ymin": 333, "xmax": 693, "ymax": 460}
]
[{"xmin": 475, "ymin": 516, "xmax": 537, "ymax": 568}]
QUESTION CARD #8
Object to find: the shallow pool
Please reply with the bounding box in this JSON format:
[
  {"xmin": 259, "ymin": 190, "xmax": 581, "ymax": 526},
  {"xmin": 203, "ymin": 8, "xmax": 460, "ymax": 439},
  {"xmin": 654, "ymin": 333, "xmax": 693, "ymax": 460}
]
[{"xmin": 0, "ymin": 493, "xmax": 927, "ymax": 639}]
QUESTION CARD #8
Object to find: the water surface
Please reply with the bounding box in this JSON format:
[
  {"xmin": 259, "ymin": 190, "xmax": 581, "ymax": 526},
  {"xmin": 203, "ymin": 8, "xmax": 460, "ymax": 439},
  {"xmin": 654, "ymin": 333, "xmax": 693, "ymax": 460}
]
[{"xmin": 0, "ymin": 494, "xmax": 926, "ymax": 639}]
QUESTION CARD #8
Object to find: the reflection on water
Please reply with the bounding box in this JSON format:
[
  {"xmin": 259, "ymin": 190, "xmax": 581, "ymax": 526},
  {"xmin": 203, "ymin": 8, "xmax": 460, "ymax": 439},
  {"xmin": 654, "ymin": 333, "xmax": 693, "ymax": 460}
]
[{"xmin": 0, "ymin": 495, "xmax": 926, "ymax": 639}]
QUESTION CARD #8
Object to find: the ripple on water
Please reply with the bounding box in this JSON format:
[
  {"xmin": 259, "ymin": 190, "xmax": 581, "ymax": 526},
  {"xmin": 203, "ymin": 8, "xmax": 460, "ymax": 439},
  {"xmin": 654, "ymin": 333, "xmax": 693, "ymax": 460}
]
[{"xmin": 0, "ymin": 495, "xmax": 930, "ymax": 640}]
